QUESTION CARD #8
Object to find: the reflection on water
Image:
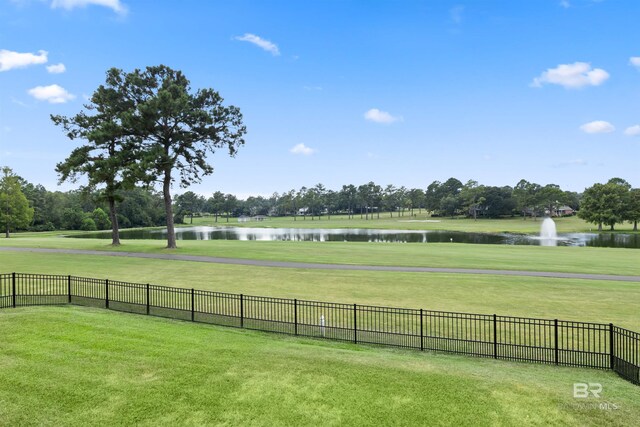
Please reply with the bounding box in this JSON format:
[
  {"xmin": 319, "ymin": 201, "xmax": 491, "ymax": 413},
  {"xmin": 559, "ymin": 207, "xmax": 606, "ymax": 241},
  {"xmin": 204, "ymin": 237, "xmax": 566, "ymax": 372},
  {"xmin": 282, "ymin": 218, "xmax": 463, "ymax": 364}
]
[{"xmin": 70, "ymin": 226, "xmax": 640, "ymax": 248}]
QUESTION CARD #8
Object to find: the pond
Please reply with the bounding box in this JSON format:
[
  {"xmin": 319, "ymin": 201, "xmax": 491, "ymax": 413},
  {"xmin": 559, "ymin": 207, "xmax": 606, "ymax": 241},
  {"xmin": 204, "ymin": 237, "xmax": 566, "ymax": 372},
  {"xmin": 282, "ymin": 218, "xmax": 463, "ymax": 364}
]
[{"xmin": 69, "ymin": 226, "xmax": 640, "ymax": 248}]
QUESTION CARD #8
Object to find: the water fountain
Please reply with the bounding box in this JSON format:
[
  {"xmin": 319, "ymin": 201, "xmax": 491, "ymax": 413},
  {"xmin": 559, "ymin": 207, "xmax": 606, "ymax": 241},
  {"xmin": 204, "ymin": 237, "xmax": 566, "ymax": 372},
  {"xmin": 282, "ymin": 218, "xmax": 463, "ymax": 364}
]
[{"xmin": 540, "ymin": 217, "xmax": 558, "ymax": 246}]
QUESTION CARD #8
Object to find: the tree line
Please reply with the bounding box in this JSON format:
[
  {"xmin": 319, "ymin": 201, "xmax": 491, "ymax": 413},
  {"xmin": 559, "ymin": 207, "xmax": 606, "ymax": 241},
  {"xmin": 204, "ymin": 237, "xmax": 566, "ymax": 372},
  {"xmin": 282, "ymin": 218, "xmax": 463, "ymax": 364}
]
[
  {"xmin": 2, "ymin": 168, "xmax": 638, "ymax": 238},
  {"xmin": 171, "ymin": 177, "xmax": 639, "ymax": 232}
]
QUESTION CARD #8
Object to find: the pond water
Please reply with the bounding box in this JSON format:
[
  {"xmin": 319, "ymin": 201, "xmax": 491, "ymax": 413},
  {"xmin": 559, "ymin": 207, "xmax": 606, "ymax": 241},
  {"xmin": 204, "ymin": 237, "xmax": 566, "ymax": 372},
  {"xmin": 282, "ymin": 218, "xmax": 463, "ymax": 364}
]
[{"xmin": 70, "ymin": 226, "xmax": 640, "ymax": 248}]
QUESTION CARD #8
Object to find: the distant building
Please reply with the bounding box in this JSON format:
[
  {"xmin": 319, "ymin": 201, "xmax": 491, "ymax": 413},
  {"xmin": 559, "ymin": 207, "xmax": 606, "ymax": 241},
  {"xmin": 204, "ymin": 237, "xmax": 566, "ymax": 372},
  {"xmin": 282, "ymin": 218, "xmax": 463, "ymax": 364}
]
[
  {"xmin": 555, "ymin": 206, "xmax": 575, "ymax": 216},
  {"xmin": 238, "ymin": 215, "xmax": 268, "ymax": 223}
]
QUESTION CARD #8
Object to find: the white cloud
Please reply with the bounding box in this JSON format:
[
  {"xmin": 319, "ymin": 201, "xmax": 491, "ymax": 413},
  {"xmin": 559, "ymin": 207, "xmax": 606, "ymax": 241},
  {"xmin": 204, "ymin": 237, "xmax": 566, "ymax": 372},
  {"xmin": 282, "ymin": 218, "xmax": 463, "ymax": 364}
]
[
  {"xmin": 580, "ymin": 120, "xmax": 615, "ymax": 134},
  {"xmin": 290, "ymin": 143, "xmax": 316, "ymax": 155},
  {"xmin": 46, "ymin": 63, "xmax": 66, "ymax": 74},
  {"xmin": 531, "ymin": 62, "xmax": 609, "ymax": 89},
  {"xmin": 11, "ymin": 97, "xmax": 29, "ymax": 107},
  {"xmin": 630, "ymin": 57, "xmax": 640, "ymax": 69},
  {"xmin": 450, "ymin": 5, "xmax": 464, "ymax": 24},
  {"xmin": 624, "ymin": 125, "xmax": 640, "ymax": 136},
  {"xmin": 559, "ymin": 0, "xmax": 571, "ymax": 8},
  {"xmin": 553, "ymin": 159, "xmax": 588, "ymax": 168},
  {"xmin": 234, "ymin": 33, "xmax": 280, "ymax": 56},
  {"xmin": 364, "ymin": 108, "xmax": 402, "ymax": 124},
  {"xmin": 27, "ymin": 84, "xmax": 75, "ymax": 103},
  {"xmin": 51, "ymin": 0, "xmax": 127, "ymax": 14},
  {"xmin": 0, "ymin": 49, "xmax": 48, "ymax": 72}
]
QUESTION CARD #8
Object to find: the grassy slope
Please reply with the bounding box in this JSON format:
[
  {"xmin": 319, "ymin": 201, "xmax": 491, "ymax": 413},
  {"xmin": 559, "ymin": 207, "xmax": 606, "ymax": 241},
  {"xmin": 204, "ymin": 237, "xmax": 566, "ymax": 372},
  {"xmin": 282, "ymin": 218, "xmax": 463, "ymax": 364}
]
[
  {"xmin": 1, "ymin": 306, "xmax": 638, "ymax": 426},
  {"xmin": 1, "ymin": 236, "xmax": 639, "ymax": 276},
  {"xmin": 2, "ymin": 251, "xmax": 639, "ymax": 331}
]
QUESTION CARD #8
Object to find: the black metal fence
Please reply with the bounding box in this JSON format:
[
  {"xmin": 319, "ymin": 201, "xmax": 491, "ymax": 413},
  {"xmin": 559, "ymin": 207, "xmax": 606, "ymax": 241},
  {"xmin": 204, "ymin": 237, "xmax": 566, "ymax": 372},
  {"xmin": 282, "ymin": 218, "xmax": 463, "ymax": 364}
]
[{"xmin": 1, "ymin": 272, "xmax": 638, "ymax": 385}]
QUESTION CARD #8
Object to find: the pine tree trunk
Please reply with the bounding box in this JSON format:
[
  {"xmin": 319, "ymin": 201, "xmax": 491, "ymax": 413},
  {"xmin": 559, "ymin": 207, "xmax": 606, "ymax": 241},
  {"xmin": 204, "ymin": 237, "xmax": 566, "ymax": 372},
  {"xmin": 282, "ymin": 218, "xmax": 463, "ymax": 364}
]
[
  {"xmin": 5, "ymin": 224, "xmax": 9, "ymax": 238},
  {"xmin": 163, "ymin": 169, "xmax": 177, "ymax": 249},
  {"xmin": 108, "ymin": 197, "xmax": 120, "ymax": 246}
]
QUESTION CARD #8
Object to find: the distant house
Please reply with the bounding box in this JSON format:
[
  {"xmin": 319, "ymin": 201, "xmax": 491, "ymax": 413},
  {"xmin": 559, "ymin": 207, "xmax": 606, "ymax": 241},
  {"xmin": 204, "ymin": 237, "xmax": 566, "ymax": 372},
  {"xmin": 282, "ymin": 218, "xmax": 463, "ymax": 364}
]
[
  {"xmin": 555, "ymin": 206, "xmax": 575, "ymax": 217},
  {"xmin": 238, "ymin": 215, "xmax": 268, "ymax": 223}
]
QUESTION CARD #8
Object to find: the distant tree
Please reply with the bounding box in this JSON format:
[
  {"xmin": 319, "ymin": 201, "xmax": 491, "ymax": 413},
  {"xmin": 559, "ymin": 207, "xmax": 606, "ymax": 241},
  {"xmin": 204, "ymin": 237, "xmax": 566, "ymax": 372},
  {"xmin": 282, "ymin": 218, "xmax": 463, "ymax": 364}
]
[
  {"xmin": 106, "ymin": 65, "xmax": 246, "ymax": 248},
  {"xmin": 425, "ymin": 178, "xmax": 462, "ymax": 216},
  {"xmin": 340, "ymin": 184, "xmax": 357, "ymax": 219},
  {"xmin": 284, "ymin": 189, "xmax": 297, "ymax": 220},
  {"xmin": 357, "ymin": 182, "xmax": 380, "ymax": 220},
  {"xmin": 460, "ymin": 180, "xmax": 485, "ymax": 220},
  {"xmin": 268, "ymin": 192, "xmax": 280, "ymax": 217},
  {"xmin": 0, "ymin": 167, "xmax": 34, "ymax": 237},
  {"xmin": 578, "ymin": 179, "xmax": 630, "ymax": 231},
  {"xmin": 383, "ymin": 184, "xmax": 398, "ymax": 217},
  {"xmin": 175, "ymin": 191, "xmax": 205, "ymax": 224},
  {"xmin": 61, "ymin": 208, "xmax": 86, "ymax": 230},
  {"xmin": 440, "ymin": 195, "xmax": 460, "ymax": 218},
  {"xmin": 81, "ymin": 217, "xmax": 97, "ymax": 231},
  {"xmin": 396, "ymin": 186, "xmax": 408, "ymax": 216},
  {"xmin": 325, "ymin": 189, "xmax": 337, "ymax": 219},
  {"xmin": 20, "ymin": 181, "xmax": 50, "ymax": 229},
  {"xmin": 538, "ymin": 184, "xmax": 565, "ymax": 217},
  {"xmin": 425, "ymin": 180, "xmax": 442, "ymax": 213},
  {"xmin": 408, "ymin": 188, "xmax": 426, "ymax": 215},
  {"xmin": 312, "ymin": 183, "xmax": 327, "ymax": 219},
  {"xmin": 223, "ymin": 194, "xmax": 238, "ymax": 222},
  {"xmin": 627, "ymin": 188, "xmax": 640, "ymax": 231},
  {"xmin": 117, "ymin": 187, "xmax": 165, "ymax": 228},
  {"xmin": 208, "ymin": 191, "xmax": 226, "ymax": 222},
  {"xmin": 91, "ymin": 208, "xmax": 112, "ymax": 230},
  {"xmin": 513, "ymin": 179, "xmax": 542, "ymax": 219},
  {"xmin": 482, "ymin": 186, "xmax": 515, "ymax": 218}
]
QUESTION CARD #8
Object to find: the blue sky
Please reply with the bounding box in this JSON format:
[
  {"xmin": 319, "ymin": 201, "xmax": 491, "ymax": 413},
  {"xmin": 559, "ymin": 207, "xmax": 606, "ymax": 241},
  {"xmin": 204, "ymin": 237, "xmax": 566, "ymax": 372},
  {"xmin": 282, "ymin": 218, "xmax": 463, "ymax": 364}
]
[{"xmin": 1, "ymin": 0, "xmax": 639, "ymax": 197}]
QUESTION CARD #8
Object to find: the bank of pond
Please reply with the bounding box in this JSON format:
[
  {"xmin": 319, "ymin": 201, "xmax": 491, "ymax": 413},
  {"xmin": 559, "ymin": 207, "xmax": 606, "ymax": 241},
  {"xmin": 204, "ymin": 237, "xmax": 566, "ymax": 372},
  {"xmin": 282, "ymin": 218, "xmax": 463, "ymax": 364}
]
[{"xmin": 69, "ymin": 227, "xmax": 640, "ymax": 249}]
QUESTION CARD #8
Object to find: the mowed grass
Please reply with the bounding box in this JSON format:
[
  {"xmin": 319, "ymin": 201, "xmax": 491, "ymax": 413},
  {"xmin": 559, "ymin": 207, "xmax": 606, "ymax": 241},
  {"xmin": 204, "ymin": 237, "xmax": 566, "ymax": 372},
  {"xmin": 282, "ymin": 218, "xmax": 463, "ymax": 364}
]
[
  {"xmin": 1, "ymin": 235, "xmax": 639, "ymax": 276},
  {"xmin": 2, "ymin": 251, "xmax": 639, "ymax": 330},
  {"xmin": 1, "ymin": 306, "xmax": 639, "ymax": 426}
]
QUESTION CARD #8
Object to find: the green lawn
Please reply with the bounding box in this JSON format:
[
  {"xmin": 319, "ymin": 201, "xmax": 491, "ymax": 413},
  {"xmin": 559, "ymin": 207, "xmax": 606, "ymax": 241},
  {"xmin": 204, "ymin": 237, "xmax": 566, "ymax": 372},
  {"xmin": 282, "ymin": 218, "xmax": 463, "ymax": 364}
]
[
  {"xmin": 1, "ymin": 235, "xmax": 639, "ymax": 276},
  {"xmin": 1, "ymin": 306, "xmax": 638, "ymax": 426},
  {"xmin": 2, "ymin": 251, "xmax": 639, "ymax": 331}
]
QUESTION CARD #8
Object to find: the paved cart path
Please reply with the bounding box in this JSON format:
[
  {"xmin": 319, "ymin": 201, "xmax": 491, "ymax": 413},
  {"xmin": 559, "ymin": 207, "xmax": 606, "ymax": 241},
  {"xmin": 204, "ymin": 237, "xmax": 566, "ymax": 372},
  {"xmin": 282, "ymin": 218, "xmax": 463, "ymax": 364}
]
[{"xmin": 2, "ymin": 246, "xmax": 640, "ymax": 282}]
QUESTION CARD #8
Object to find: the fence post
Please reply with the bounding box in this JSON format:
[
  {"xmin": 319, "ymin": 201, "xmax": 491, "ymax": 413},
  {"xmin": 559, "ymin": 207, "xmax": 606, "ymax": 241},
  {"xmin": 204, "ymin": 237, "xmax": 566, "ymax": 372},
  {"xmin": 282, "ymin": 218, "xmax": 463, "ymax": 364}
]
[
  {"xmin": 493, "ymin": 314, "xmax": 498, "ymax": 359},
  {"xmin": 609, "ymin": 323, "xmax": 615, "ymax": 370},
  {"xmin": 420, "ymin": 309, "xmax": 424, "ymax": 351},
  {"xmin": 12, "ymin": 272, "xmax": 16, "ymax": 308},
  {"xmin": 240, "ymin": 294, "xmax": 244, "ymax": 328},
  {"xmin": 67, "ymin": 275, "xmax": 71, "ymax": 304},
  {"xmin": 191, "ymin": 288, "xmax": 195, "ymax": 322},
  {"xmin": 294, "ymin": 299, "xmax": 298, "ymax": 336},
  {"xmin": 146, "ymin": 284, "xmax": 150, "ymax": 315},
  {"xmin": 554, "ymin": 319, "xmax": 559, "ymax": 365},
  {"xmin": 105, "ymin": 279, "xmax": 109, "ymax": 309},
  {"xmin": 353, "ymin": 303, "xmax": 357, "ymax": 344}
]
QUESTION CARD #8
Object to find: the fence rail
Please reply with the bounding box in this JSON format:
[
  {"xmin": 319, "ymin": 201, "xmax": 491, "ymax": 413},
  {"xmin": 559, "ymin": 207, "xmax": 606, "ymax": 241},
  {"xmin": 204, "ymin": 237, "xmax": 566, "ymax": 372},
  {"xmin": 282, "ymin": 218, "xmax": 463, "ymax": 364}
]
[{"xmin": 1, "ymin": 272, "xmax": 638, "ymax": 386}]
